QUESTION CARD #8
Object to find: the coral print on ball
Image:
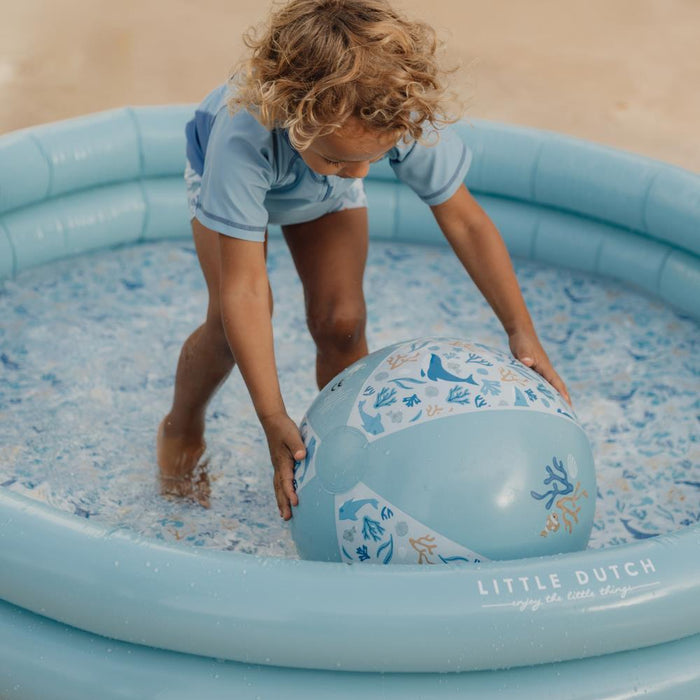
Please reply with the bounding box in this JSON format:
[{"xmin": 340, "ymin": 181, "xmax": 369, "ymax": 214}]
[{"xmin": 291, "ymin": 338, "xmax": 596, "ymax": 565}]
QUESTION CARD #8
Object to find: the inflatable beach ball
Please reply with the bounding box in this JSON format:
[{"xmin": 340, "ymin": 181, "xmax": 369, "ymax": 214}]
[{"xmin": 291, "ymin": 338, "xmax": 595, "ymax": 564}]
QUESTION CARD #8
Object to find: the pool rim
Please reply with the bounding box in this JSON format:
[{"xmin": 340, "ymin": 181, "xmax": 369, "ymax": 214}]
[{"xmin": 0, "ymin": 106, "xmax": 698, "ymax": 687}]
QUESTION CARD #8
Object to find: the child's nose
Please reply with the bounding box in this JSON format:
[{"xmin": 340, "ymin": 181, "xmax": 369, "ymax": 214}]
[{"xmin": 341, "ymin": 161, "xmax": 370, "ymax": 179}]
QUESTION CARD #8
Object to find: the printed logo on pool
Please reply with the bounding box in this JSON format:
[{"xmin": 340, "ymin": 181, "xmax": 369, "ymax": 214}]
[{"xmin": 477, "ymin": 558, "xmax": 660, "ymax": 613}]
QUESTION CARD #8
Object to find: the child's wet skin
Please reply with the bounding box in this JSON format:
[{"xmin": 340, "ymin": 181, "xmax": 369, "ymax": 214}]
[{"xmin": 157, "ymin": 418, "xmax": 211, "ymax": 508}]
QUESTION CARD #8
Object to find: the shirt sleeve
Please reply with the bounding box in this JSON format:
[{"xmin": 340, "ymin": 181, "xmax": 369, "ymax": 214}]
[
  {"xmin": 195, "ymin": 110, "xmax": 273, "ymax": 241},
  {"xmin": 389, "ymin": 123, "xmax": 472, "ymax": 207}
]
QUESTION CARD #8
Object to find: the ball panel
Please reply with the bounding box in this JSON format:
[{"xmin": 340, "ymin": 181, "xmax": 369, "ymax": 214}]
[
  {"xmin": 362, "ymin": 411, "xmax": 595, "ymax": 559},
  {"xmin": 290, "ymin": 478, "xmax": 340, "ymax": 562},
  {"xmin": 335, "ymin": 483, "xmax": 487, "ymax": 565},
  {"xmin": 293, "ymin": 418, "xmax": 319, "ymax": 495},
  {"xmin": 346, "ymin": 338, "xmax": 574, "ymax": 444},
  {"xmin": 314, "ymin": 426, "xmax": 368, "ymax": 494},
  {"xmin": 303, "ymin": 342, "xmax": 401, "ymax": 438}
]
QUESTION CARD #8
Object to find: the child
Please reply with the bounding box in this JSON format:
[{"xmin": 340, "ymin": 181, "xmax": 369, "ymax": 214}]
[{"xmin": 158, "ymin": 0, "xmax": 571, "ymax": 518}]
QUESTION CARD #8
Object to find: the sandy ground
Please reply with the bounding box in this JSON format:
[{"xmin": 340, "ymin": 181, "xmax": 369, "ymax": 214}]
[{"xmin": 0, "ymin": 0, "xmax": 697, "ymax": 172}]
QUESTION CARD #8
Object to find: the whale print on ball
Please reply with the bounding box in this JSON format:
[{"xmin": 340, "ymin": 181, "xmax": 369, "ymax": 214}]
[
  {"xmin": 348, "ymin": 338, "xmax": 574, "ymax": 440},
  {"xmin": 291, "ymin": 338, "xmax": 596, "ymax": 564}
]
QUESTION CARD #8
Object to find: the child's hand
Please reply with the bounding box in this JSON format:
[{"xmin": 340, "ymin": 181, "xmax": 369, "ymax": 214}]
[
  {"xmin": 508, "ymin": 329, "xmax": 572, "ymax": 406},
  {"xmin": 260, "ymin": 412, "xmax": 306, "ymax": 520}
]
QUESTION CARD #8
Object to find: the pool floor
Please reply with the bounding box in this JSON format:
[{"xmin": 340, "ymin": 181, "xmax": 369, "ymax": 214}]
[{"xmin": 1, "ymin": 237, "xmax": 698, "ymax": 556}]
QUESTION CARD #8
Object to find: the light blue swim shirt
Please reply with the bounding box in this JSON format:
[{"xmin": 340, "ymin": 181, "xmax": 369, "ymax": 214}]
[{"xmin": 185, "ymin": 84, "xmax": 472, "ymax": 241}]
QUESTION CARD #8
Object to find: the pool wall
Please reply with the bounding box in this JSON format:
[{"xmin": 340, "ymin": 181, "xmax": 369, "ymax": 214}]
[
  {"xmin": 1, "ymin": 107, "xmax": 699, "ymax": 699},
  {"xmin": 1, "ymin": 107, "xmax": 698, "ymax": 320}
]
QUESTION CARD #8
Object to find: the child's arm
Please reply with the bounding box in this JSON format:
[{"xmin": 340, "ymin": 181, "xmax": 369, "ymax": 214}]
[
  {"xmin": 218, "ymin": 234, "xmax": 306, "ymax": 519},
  {"xmin": 431, "ymin": 184, "xmax": 572, "ymax": 405}
]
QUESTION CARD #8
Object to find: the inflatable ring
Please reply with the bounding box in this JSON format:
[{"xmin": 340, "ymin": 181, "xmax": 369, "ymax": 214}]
[{"xmin": 1, "ymin": 107, "xmax": 699, "ymax": 698}]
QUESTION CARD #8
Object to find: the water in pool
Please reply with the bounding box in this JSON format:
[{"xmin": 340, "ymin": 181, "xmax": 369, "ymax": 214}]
[{"xmin": 1, "ymin": 237, "xmax": 698, "ymax": 556}]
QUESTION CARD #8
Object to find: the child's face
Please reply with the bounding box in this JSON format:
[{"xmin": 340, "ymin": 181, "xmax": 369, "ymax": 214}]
[{"xmin": 300, "ymin": 118, "xmax": 397, "ymax": 179}]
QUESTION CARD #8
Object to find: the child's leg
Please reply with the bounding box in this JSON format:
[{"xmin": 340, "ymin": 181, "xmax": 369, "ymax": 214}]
[
  {"xmin": 158, "ymin": 220, "xmax": 271, "ymax": 505},
  {"xmin": 282, "ymin": 207, "xmax": 369, "ymax": 389},
  {"xmin": 157, "ymin": 220, "xmax": 232, "ymax": 505}
]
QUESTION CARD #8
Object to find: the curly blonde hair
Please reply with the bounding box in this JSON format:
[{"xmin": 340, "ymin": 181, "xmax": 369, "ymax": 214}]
[{"xmin": 228, "ymin": 0, "xmax": 457, "ymax": 150}]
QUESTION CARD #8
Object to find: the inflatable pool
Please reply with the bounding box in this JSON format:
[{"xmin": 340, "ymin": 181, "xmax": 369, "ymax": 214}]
[{"xmin": 1, "ymin": 106, "xmax": 699, "ymax": 698}]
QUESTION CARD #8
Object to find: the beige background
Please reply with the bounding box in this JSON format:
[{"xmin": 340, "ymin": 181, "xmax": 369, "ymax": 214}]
[{"xmin": 1, "ymin": 0, "xmax": 697, "ymax": 172}]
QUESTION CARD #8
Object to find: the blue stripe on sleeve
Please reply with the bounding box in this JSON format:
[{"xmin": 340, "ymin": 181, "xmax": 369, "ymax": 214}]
[{"xmin": 421, "ymin": 142, "xmax": 470, "ymax": 204}]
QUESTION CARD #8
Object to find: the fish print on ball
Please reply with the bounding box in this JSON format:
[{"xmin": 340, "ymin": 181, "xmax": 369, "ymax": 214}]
[
  {"xmin": 347, "ymin": 339, "xmax": 574, "ymax": 442},
  {"xmin": 336, "ymin": 483, "xmax": 486, "ymax": 565}
]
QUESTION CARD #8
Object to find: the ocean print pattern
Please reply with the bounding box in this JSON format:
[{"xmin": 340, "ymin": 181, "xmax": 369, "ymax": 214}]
[
  {"xmin": 336, "ymin": 483, "xmax": 487, "ymax": 565},
  {"xmin": 347, "ymin": 338, "xmax": 575, "ymax": 443},
  {"xmin": 531, "ymin": 454, "xmax": 591, "ymax": 539},
  {"xmin": 1, "ymin": 238, "xmax": 697, "ymax": 555}
]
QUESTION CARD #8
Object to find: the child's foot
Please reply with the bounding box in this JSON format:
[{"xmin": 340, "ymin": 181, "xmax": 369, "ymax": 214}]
[{"xmin": 157, "ymin": 417, "xmax": 211, "ymax": 508}]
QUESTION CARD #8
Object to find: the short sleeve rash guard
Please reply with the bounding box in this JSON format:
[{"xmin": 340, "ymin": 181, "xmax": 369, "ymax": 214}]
[
  {"xmin": 388, "ymin": 126, "xmax": 472, "ymax": 207},
  {"xmin": 185, "ymin": 85, "xmax": 472, "ymax": 241}
]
